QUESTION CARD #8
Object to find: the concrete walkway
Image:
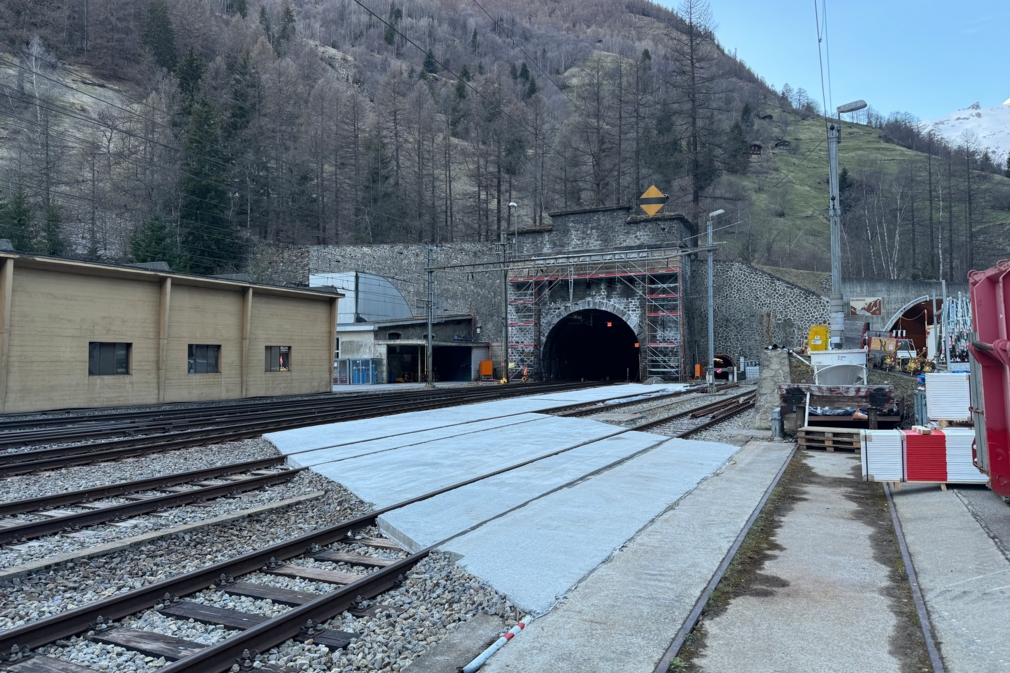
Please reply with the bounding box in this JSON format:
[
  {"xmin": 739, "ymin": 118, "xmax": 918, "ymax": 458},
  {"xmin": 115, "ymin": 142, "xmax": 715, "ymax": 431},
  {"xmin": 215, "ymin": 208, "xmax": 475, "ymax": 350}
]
[
  {"xmin": 694, "ymin": 452, "xmax": 908, "ymax": 673},
  {"xmin": 483, "ymin": 440, "xmax": 793, "ymax": 673},
  {"xmin": 893, "ymin": 484, "xmax": 1010, "ymax": 673}
]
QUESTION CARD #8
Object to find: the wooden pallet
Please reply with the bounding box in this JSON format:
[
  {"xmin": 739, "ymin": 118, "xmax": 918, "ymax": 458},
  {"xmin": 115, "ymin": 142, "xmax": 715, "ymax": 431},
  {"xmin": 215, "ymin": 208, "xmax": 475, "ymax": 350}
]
[{"xmin": 797, "ymin": 427, "xmax": 860, "ymax": 452}]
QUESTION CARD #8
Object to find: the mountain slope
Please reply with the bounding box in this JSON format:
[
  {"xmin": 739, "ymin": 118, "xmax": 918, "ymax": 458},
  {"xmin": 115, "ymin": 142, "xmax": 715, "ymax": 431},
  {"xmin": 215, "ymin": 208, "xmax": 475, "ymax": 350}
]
[{"xmin": 923, "ymin": 102, "xmax": 1010, "ymax": 164}]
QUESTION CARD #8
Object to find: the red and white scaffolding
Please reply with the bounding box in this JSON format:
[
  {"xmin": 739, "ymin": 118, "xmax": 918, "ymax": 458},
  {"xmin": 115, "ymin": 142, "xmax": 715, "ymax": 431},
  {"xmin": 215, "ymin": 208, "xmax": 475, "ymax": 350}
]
[{"xmin": 506, "ymin": 246, "xmax": 689, "ymax": 381}]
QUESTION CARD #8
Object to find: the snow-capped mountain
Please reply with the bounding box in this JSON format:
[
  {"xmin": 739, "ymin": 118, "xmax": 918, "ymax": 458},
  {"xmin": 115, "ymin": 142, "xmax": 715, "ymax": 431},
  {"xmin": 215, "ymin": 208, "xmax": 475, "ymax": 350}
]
[{"xmin": 922, "ymin": 102, "xmax": 1010, "ymax": 163}]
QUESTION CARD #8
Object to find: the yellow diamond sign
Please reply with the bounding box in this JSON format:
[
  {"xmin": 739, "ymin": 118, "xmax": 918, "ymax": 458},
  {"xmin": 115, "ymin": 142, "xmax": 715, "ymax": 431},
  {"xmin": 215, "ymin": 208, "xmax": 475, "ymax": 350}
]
[{"xmin": 638, "ymin": 185, "xmax": 668, "ymax": 217}]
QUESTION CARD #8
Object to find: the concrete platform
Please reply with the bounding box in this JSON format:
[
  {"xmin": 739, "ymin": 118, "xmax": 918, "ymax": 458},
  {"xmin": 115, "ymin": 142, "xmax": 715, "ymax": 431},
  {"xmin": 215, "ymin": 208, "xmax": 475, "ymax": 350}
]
[
  {"xmin": 695, "ymin": 452, "xmax": 903, "ymax": 673},
  {"xmin": 282, "ymin": 415, "xmax": 630, "ymax": 509},
  {"xmin": 378, "ymin": 430, "xmax": 669, "ymax": 551},
  {"xmin": 893, "ymin": 484, "xmax": 1010, "ymax": 673},
  {"xmin": 440, "ymin": 437, "xmax": 742, "ymax": 614},
  {"xmin": 483, "ymin": 441, "xmax": 793, "ymax": 673},
  {"xmin": 266, "ymin": 383, "xmax": 686, "ymax": 457}
]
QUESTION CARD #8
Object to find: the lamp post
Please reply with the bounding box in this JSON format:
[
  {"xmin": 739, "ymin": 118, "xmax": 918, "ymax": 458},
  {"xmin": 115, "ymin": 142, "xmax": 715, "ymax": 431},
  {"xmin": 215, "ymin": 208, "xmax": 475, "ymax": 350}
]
[
  {"xmin": 707, "ymin": 209, "xmax": 725, "ymax": 393},
  {"xmin": 829, "ymin": 99, "xmax": 867, "ymax": 348}
]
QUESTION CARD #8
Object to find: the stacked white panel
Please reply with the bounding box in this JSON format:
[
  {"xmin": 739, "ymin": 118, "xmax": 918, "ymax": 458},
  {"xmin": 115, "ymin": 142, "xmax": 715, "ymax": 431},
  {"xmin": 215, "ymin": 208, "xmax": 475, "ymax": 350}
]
[
  {"xmin": 943, "ymin": 428, "xmax": 988, "ymax": 483},
  {"xmin": 925, "ymin": 373, "xmax": 971, "ymax": 421},
  {"xmin": 861, "ymin": 429, "xmax": 903, "ymax": 482}
]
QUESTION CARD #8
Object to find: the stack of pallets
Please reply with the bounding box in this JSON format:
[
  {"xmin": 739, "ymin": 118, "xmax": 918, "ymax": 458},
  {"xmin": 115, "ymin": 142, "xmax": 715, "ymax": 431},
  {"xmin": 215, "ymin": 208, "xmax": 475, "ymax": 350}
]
[{"xmin": 797, "ymin": 426, "xmax": 861, "ymax": 452}]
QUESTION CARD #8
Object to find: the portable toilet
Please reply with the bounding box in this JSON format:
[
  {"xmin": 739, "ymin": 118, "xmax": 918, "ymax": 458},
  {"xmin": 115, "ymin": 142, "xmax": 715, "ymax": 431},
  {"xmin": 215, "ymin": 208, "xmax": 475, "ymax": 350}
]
[{"xmin": 808, "ymin": 325, "xmax": 829, "ymax": 351}]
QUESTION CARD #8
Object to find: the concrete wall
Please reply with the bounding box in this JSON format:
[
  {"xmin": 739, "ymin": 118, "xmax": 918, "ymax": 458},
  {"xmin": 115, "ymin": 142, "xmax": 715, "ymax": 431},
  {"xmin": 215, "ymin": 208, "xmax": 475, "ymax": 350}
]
[
  {"xmin": 0, "ymin": 258, "xmax": 336, "ymax": 413},
  {"xmin": 841, "ymin": 278, "xmax": 968, "ymax": 331}
]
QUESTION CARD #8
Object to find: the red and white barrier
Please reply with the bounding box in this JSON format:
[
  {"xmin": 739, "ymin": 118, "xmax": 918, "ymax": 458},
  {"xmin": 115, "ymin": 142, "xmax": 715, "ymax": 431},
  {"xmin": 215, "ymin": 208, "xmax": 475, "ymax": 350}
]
[
  {"xmin": 462, "ymin": 614, "xmax": 533, "ymax": 673},
  {"xmin": 860, "ymin": 429, "xmax": 987, "ymax": 484}
]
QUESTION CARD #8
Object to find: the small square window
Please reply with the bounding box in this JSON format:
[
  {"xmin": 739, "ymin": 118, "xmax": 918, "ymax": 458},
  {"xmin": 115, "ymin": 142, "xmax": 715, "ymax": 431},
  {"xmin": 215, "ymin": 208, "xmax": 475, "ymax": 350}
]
[
  {"xmin": 266, "ymin": 346, "xmax": 291, "ymax": 372},
  {"xmin": 188, "ymin": 345, "xmax": 221, "ymax": 374},
  {"xmin": 89, "ymin": 342, "xmax": 131, "ymax": 376}
]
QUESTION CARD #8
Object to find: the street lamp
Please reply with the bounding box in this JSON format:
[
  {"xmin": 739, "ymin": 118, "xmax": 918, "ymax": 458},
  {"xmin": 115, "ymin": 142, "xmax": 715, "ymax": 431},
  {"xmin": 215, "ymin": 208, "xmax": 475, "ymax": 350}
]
[
  {"xmin": 706, "ymin": 209, "xmax": 725, "ymax": 393},
  {"xmin": 827, "ymin": 100, "xmax": 867, "ymax": 348}
]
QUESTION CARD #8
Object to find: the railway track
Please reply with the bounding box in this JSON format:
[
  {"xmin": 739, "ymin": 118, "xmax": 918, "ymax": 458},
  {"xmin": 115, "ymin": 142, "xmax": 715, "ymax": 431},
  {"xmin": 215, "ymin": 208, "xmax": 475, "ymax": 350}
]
[
  {"xmin": 0, "ymin": 382, "xmax": 598, "ymax": 448},
  {"xmin": 0, "ymin": 385, "xmax": 758, "ymax": 673},
  {"xmin": 0, "ymin": 382, "xmax": 597, "ymax": 476},
  {"xmin": 0, "ymin": 458, "xmax": 299, "ymax": 546}
]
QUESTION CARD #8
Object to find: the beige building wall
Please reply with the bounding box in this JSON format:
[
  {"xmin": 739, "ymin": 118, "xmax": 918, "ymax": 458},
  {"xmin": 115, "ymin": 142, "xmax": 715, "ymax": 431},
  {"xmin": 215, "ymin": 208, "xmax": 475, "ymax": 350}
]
[
  {"xmin": 163, "ymin": 284, "xmax": 244, "ymax": 403},
  {"xmin": 245, "ymin": 294, "xmax": 333, "ymax": 398},
  {"xmin": 0, "ymin": 256, "xmax": 339, "ymax": 413},
  {"xmin": 6, "ymin": 266, "xmax": 162, "ymax": 411}
]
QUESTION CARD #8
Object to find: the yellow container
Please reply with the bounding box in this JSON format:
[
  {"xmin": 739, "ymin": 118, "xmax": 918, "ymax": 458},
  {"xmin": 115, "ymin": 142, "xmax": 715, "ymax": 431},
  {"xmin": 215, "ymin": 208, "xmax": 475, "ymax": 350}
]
[{"xmin": 808, "ymin": 325, "xmax": 829, "ymax": 351}]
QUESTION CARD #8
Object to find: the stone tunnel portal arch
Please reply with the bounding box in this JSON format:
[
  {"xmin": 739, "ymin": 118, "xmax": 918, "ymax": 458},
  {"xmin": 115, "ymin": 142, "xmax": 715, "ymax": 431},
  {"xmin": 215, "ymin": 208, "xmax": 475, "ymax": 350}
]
[{"xmin": 542, "ymin": 309, "xmax": 640, "ymax": 381}]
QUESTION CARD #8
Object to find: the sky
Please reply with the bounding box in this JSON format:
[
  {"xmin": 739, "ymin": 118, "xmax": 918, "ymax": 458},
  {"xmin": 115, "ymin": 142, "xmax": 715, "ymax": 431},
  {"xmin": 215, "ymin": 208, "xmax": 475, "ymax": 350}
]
[{"xmin": 657, "ymin": 0, "xmax": 1010, "ymax": 121}]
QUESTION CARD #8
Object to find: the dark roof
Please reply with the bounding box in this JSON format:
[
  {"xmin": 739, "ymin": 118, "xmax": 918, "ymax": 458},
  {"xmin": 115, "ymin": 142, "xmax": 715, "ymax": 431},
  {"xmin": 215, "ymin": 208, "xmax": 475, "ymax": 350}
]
[{"xmin": 547, "ymin": 205, "xmax": 632, "ymax": 218}]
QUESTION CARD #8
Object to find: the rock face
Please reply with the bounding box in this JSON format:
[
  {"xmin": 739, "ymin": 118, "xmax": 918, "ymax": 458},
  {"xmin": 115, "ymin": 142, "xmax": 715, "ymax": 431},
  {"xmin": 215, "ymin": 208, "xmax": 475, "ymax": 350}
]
[{"xmin": 753, "ymin": 349, "xmax": 790, "ymax": 430}]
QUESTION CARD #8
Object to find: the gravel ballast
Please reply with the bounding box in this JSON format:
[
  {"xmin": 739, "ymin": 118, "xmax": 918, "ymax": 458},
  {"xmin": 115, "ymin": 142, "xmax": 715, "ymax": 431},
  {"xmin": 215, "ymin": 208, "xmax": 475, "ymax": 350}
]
[
  {"xmin": 0, "ymin": 439, "xmax": 281, "ymax": 501},
  {"xmin": 0, "ymin": 469, "xmax": 338, "ymax": 569},
  {"xmin": 0, "ymin": 482, "xmax": 369, "ymax": 630}
]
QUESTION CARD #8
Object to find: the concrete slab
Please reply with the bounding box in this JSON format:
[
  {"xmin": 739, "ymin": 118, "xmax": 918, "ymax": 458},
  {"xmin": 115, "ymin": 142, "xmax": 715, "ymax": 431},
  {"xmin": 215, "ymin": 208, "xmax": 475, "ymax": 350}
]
[
  {"xmin": 407, "ymin": 614, "xmax": 505, "ymax": 673},
  {"xmin": 440, "ymin": 438, "xmax": 741, "ymax": 615},
  {"xmin": 306, "ymin": 416, "xmax": 626, "ymax": 508},
  {"xmin": 284, "ymin": 413, "xmax": 546, "ymax": 468},
  {"xmin": 695, "ymin": 452, "xmax": 902, "ymax": 673},
  {"xmin": 377, "ymin": 430, "xmax": 668, "ymax": 552},
  {"xmin": 266, "ymin": 383, "xmax": 686, "ymax": 455},
  {"xmin": 893, "ymin": 484, "xmax": 1010, "ymax": 673},
  {"xmin": 483, "ymin": 441, "xmax": 793, "ymax": 673}
]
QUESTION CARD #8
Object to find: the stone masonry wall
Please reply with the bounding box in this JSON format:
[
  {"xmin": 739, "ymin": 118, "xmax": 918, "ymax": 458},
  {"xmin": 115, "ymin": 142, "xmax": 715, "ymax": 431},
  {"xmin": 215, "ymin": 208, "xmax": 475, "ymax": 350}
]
[{"xmin": 695, "ymin": 261, "xmax": 829, "ymax": 365}]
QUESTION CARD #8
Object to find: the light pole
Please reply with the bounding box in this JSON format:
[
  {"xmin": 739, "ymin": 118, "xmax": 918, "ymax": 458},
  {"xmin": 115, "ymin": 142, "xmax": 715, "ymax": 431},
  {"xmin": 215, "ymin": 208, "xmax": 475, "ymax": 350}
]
[
  {"xmin": 707, "ymin": 209, "xmax": 724, "ymax": 393},
  {"xmin": 828, "ymin": 99, "xmax": 867, "ymax": 348}
]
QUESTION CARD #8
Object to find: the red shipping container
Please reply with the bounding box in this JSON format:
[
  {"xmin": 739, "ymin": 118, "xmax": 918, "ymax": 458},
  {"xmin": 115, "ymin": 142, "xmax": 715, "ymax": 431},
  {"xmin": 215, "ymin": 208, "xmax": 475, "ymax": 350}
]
[
  {"xmin": 968, "ymin": 260, "xmax": 1010, "ymax": 497},
  {"xmin": 904, "ymin": 430, "xmax": 947, "ymax": 482}
]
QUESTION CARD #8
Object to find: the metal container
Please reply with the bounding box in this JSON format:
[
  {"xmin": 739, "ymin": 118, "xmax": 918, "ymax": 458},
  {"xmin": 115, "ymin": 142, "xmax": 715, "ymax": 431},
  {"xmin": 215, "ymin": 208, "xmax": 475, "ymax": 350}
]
[{"xmin": 770, "ymin": 408, "xmax": 784, "ymax": 440}]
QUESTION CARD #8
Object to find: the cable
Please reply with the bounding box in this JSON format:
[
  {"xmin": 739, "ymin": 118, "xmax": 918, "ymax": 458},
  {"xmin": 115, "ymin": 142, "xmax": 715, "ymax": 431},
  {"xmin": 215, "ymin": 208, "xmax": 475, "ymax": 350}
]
[
  {"xmin": 822, "ymin": 0, "xmax": 834, "ymax": 116},
  {"xmin": 813, "ymin": 0, "xmax": 830, "ymax": 130}
]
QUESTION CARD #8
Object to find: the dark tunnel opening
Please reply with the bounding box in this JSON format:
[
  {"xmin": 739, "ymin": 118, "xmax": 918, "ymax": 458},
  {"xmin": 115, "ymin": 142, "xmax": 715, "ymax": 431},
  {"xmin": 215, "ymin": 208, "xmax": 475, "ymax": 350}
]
[{"xmin": 543, "ymin": 310, "xmax": 639, "ymax": 381}]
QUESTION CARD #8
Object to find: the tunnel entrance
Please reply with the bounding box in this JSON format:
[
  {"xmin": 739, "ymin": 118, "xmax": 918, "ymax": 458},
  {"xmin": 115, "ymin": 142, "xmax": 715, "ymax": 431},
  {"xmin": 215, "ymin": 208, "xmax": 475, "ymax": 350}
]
[{"xmin": 543, "ymin": 310, "xmax": 639, "ymax": 381}]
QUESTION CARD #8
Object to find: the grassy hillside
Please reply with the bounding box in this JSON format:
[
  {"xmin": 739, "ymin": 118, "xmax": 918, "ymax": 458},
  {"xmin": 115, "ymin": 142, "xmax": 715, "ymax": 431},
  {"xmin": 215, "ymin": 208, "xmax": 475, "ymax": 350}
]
[{"xmin": 719, "ymin": 110, "xmax": 1010, "ymax": 278}]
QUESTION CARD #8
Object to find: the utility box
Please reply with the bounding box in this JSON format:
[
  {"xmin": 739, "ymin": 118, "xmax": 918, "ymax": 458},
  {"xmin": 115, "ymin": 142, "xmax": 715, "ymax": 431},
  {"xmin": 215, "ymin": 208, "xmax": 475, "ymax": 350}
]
[{"xmin": 808, "ymin": 325, "xmax": 829, "ymax": 351}]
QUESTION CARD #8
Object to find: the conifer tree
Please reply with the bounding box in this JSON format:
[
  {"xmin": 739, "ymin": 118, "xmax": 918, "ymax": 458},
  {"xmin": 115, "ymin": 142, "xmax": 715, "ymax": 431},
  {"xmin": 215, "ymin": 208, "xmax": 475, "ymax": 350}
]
[
  {"xmin": 1, "ymin": 186, "xmax": 32, "ymax": 252},
  {"xmin": 460, "ymin": 64, "xmax": 471, "ymax": 82},
  {"xmin": 277, "ymin": 3, "xmax": 296, "ymax": 46},
  {"xmin": 725, "ymin": 121, "xmax": 750, "ymax": 174},
  {"xmin": 423, "ymin": 49, "xmax": 438, "ymax": 75},
  {"xmin": 524, "ymin": 76, "xmax": 537, "ymax": 100},
  {"xmin": 232, "ymin": 0, "xmax": 248, "ymax": 18},
  {"xmin": 130, "ymin": 215, "xmax": 182, "ymax": 268},
  {"xmin": 141, "ymin": 0, "xmax": 177, "ymax": 72},
  {"xmin": 39, "ymin": 204, "xmax": 65, "ymax": 256},
  {"xmin": 518, "ymin": 62, "xmax": 530, "ymax": 82},
  {"xmin": 175, "ymin": 49, "xmax": 205, "ymax": 120},
  {"xmin": 179, "ymin": 98, "xmax": 242, "ymax": 274}
]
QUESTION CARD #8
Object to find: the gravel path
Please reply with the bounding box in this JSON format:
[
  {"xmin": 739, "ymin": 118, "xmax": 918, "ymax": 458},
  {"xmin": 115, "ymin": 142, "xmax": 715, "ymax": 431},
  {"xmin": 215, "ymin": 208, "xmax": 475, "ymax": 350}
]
[{"xmin": 0, "ymin": 439, "xmax": 280, "ymax": 500}]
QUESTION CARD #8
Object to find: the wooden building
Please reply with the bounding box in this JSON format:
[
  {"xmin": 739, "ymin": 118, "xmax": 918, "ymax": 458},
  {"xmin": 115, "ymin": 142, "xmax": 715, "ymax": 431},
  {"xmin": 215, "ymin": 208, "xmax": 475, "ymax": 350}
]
[{"xmin": 0, "ymin": 253, "xmax": 340, "ymax": 413}]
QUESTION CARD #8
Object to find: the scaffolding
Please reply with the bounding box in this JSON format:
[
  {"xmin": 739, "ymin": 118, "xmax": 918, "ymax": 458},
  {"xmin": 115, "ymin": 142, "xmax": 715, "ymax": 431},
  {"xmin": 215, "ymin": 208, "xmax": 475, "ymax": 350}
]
[{"xmin": 503, "ymin": 245, "xmax": 689, "ymax": 381}]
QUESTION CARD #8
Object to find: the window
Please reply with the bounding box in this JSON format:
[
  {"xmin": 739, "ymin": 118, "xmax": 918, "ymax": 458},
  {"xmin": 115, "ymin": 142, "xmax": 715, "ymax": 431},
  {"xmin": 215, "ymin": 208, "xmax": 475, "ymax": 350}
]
[
  {"xmin": 335, "ymin": 337, "xmax": 340, "ymax": 359},
  {"xmin": 387, "ymin": 332, "xmax": 401, "ymax": 341},
  {"xmin": 89, "ymin": 342, "xmax": 130, "ymax": 376},
  {"xmin": 188, "ymin": 344, "xmax": 221, "ymax": 374},
  {"xmin": 266, "ymin": 346, "xmax": 291, "ymax": 372}
]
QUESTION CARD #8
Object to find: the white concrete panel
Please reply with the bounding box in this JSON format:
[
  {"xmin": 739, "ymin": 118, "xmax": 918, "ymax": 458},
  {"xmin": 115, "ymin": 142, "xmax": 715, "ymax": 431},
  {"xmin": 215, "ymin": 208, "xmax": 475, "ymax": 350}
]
[
  {"xmin": 377, "ymin": 430, "xmax": 668, "ymax": 551},
  {"xmin": 441, "ymin": 438, "xmax": 740, "ymax": 614},
  {"xmin": 308, "ymin": 416, "xmax": 625, "ymax": 508},
  {"xmin": 266, "ymin": 384, "xmax": 686, "ymax": 455},
  {"xmin": 286, "ymin": 414, "xmax": 546, "ymax": 468}
]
